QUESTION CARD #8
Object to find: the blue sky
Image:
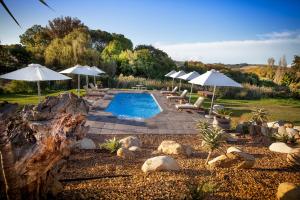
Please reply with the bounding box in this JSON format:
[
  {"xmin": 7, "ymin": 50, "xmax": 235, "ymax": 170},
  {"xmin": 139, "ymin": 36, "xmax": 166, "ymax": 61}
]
[{"xmin": 1, "ymin": 0, "xmax": 300, "ymax": 64}]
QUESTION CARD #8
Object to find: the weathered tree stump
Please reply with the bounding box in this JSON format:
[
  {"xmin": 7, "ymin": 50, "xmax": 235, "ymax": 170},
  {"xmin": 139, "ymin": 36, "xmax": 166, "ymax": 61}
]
[{"xmin": 0, "ymin": 93, "xmax": 89, "ymax": 200}]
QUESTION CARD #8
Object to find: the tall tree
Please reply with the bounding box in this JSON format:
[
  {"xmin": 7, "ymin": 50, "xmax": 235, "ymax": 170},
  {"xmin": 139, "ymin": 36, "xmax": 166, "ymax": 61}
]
[
  {"xmin": 267, "ymin": 57, "xmax": 275, "ymax": 67},
  {"xmin": 291, "ymin": 55, "xmax": 300, "ymax": 72},
  {"xmin": 279, "ymin": 55, "xmax": 287, "ymax": 67},
  {"xmin": 19, "ymin": 25, "xmax": 50, "ymax": 63},
  {"xmin": 46, "ymin": 16, "xmax": 86, "ymax": 39}
]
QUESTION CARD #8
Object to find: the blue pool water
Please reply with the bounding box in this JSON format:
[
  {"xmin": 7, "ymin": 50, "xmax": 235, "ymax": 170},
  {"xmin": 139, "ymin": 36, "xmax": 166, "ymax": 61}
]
[{"xmin": 105, "ymin": 93, "xmax": 162, "ymax": 119}]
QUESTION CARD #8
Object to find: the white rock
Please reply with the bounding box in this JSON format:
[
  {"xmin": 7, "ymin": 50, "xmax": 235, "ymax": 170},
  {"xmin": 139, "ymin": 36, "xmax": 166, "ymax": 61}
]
[
  {"xmin": 119, "ymin": 136, "xmax": 141, "ymax": 148},
  {"xmin": 286, "ymin": 128, "xmax": 299, "ymax": 137},
  {"xmin": 267, "ymin": 121, "xmax": 280, "ymax": 128},
  {"xmin": 227, "ymin": 146, "xmax": 242, "ymax": 153},
  {"xmin": 141, "ymin": 156, "xmax": 180, "ymax": 173},
  {"xmin": 157, "ymin": 140, "xmax": 192, "ymax": 156},
  {"xmin": 76, "ymin": 138, "xmax": 96, "ymax": 150},
  {"xmin": 269, "ymin": 142, "xmax": 293, "ymax": 154},
  {"xmin": 128, "ymin": 146, "xmax": 141, "ymax": 152},
  {"xmin": 117, "ymin": 147, "xmax": 134, "ymax": 158}
]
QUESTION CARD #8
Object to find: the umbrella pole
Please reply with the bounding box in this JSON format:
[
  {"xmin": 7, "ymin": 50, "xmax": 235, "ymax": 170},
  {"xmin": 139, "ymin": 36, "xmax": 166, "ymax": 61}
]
[
  {"xmin": 94, "ymin": 75, "xmax": 96, "ymax": 85},
  {"xmin": 86, "ymin": 75, "xmax": 89, "ymax": 87},
  {"xmin": 189, "ymin": 83, "xmax": 193, "ymax": 103},
  {"xmin": 179, "ymin": 79, "xmax": 182, "ymax": 92},
  {"xmin": 77, "ymin": 74, "xmax": 80, "ymax": 97},
  {"xmin": 172, "ymin": 78, "xmax": 174, "ymax": 90},
  {"xmin": 209, "ymin": 85, "xmax": 216, "ymax": 116},
  {"xmin": 37, "ymin": 81, "xmax": 41, "ymax": 103}
]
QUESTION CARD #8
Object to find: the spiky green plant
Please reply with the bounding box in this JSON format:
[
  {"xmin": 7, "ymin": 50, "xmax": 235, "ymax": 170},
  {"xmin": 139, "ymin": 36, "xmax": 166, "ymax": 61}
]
[
  {"xmin": 216, "ymin": 108, "xmax": 232, "ymax": 119},
  {"xmin": 250, "ymin": 108, "xmax": 269, "ymax": 125},
  {"xmin": 272, "ymin": 132, "xmax": 297, "ymax": 144},
  {"xmin": 100, "ymin": 137, "xmax": 122, "ymax": 154},
  {"xmin": 196, "ymin": 121, "xmax": 225, "ymax": 164}
]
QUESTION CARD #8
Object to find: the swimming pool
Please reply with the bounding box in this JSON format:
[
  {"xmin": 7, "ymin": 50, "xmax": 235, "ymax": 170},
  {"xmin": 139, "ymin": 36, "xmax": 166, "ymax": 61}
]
[{"xmin": 105, "ymin": 93, "xmax": 162, "ymax": 119}]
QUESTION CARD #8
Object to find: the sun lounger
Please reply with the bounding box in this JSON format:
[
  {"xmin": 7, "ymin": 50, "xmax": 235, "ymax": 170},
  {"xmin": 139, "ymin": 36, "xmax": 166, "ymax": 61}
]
[
  {"xmin": 84, "ymin": 86, "xmax": 105, "ymax": 97},
  {"xmin": 160, "ymin": 86, "xmax": 178, "ymax": 94},
  {"xmin": 175, "ymin": 97, "xmax": 205, "ymax": 110},
  {"xmin": 167, "ymin": 90, "xmax": 188, "ymax": 101},
  {"xmin": 89, "ymin": 83, "xmax": 110, "ymax": 92}
]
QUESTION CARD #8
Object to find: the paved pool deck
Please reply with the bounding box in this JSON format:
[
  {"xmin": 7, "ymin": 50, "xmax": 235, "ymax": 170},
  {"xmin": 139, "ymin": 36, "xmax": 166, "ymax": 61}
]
[{"xmin": 86, "ymin": 90, "xmax": 205, "ymax": 135}]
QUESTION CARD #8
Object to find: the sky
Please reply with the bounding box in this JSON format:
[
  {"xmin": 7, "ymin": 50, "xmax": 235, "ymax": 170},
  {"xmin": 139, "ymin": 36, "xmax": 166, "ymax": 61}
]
[{"xmin": 0, "ymin": 0, "xmax": 300, "ymax": 64}]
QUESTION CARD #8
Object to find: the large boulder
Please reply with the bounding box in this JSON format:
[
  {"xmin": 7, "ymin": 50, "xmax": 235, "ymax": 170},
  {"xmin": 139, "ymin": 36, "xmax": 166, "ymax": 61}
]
[
  {"xmin": 287, "ymin": 148, "xmax": 300, "ymax": 166},
  {"xmin": 269, "ymin": 142, "xmax": 293, "ymax": 154},
  {"xmin": 117, "ymin": 147, "xmax": 134, "ymax": 159},
  {"xmin": 75, "ymin": 138, "xmax": 96, "ymax": 150},
  {"xmin": 119, "ymin": 136, "xmax": 141, "ymax": 148},
  {"xmin": 141, "ymin": 156, "xmax": 180, "ymax": 173},
  {"xmin": 208, "ymin": 148, "xmax": 255, "ymax": 169},
  {"xmin": 276, "ymin": 182, "xmax": 300, "ymax": 200},
  {"xmin": 157, "ymin": 140, "xmax": 192, "ymax": 156}
]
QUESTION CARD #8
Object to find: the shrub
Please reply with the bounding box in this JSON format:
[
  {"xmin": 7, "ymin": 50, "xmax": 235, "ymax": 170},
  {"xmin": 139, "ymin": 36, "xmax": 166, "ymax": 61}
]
[
  {"xmin": 196, "ymin": 121, "xmax": 225, "ymax": 164},
  {"xmin": 186, "ymin": 181, "xmax": 217, "ymax": 200},
  {"xmin": 250, "ymin": 108, "xmax": 269, "ymax": 125},
  {"xmin": 3, "ymin": 80, "xmax": 36, "ymax": 94},
  {"xmin": 100, "ymin": 137, "xmax": 122, "ymax": 153}
]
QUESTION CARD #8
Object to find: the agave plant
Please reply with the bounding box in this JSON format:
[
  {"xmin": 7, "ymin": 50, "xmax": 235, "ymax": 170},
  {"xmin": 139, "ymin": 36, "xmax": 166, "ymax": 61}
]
[
  {"xmin": 215, "ymin": 108, "xmax": 232, "ymax": 119},
  {"xmin": 196, "ymin": 121, "xmax": 226, "ymax": 164},
  {"xmin": 250, "ymin": 108, "xmax": 269, "ymax": 125},
  {"xmin": 100, "ymin": 137, "xmax": 122, "ymax": 154}
]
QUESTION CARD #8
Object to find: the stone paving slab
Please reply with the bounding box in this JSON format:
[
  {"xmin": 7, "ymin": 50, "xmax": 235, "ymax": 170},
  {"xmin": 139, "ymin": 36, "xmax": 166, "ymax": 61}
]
[{"xmin": 85, "ymin": 90, "xmax": 205, "ymax": 135}]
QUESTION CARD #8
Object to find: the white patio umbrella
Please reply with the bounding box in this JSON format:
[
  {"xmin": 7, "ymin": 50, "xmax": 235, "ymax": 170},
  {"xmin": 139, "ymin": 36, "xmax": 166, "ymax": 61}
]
[
  {"xmin": 178, "ymin": 71, "xmax": 200, "ymax": 103},
  {"xmin": 90, "ymin": 66, "xmax": 105, "ymax": 85},
  {"xmin": 165, "ymin": 70, "xmax": 176, "ymax": 77},
  {"xmin": 0, "ymin": 63, "xmax": 71, "ymax": 102},
  {"xmin": 189, "ymin": 69, "xmax": 242, "ymax": 117},
  {"xmin": 170, "ymin": 70, "xmax": 186, "ymax": 91},
  {"xmin": 60, "ymin": 64, "xmax": 98, "ymax": 97}
]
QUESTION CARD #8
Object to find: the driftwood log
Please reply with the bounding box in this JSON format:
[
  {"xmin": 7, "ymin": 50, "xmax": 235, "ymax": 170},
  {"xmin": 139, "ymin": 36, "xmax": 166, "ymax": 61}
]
[{"xmin": 0, "ymin": 93, "xmax": 89, "ymax": 200}]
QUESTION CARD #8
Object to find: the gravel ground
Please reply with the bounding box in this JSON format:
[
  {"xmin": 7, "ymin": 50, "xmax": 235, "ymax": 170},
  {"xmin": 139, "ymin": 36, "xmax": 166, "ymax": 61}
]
[{"xmin": 59, "ymin": 134, "xmax": 300, "ymax": 200}]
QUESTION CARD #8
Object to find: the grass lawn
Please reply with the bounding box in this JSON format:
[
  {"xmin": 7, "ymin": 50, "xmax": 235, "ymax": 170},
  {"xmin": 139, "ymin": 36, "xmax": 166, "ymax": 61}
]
[
  {"xmin": 0, "ymin": 89, "xmax": 86, "ymax": 105},
  {"xmin": 190, "ymin": 94, "xmax": 300, "ymax": 126},
  {"xmin": 1, "ymin": 90, "xmax": 299, "ymax": 126}
]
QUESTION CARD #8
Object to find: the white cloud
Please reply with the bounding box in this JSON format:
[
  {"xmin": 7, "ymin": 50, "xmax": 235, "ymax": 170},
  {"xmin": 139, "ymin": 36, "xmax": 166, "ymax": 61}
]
[{"xmin": 154, "ymin": 31, "xmax": 300, "ymax": 65}]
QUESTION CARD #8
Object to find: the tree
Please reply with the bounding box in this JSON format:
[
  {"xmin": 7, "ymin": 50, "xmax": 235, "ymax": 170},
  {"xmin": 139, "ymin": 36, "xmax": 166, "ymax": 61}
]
[
  {"xmin": 44, "ymin": 28, "xmax": 99, "ymax": 70},
  {"xmin": 19, "ymin": 25, "xmax": 50, "ymax": 63},
  {"xmin": 89, "ymin": 29, "xmax": 113, "ymax": 51},
  {"xmin": 267, "ymin": 57, "xmax": 275, "ymax": 67},
  {"xmin": 46, "ymin": 16, "xmax": 86, "ymax": 39},
  {"xmin": 279, "ymin": 55, "xmax": 287, "ymax": 67},
  {"xmin": 101, "ymin": 40, "xmax": 125, "ymax": 62},
  {"xmin": 291, "ymin": 55, "xmax": 300, "ymax": 72}
]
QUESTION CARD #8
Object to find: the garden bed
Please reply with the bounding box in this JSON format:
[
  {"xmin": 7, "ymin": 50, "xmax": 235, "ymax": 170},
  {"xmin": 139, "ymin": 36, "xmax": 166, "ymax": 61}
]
[{"xmin": 59, "ymin": 134, "xmax": 300, "ymax": 199}]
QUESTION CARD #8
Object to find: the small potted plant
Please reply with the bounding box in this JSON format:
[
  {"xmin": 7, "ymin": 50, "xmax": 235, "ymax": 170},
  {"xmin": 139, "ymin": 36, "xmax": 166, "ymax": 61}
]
[
  {"xmin": 213, "ymin": 109, "xmax": 232, "ymax": 130},
  {"xmin": 249, "ymin": 108, "xmax": 269, "ymax": 135}
]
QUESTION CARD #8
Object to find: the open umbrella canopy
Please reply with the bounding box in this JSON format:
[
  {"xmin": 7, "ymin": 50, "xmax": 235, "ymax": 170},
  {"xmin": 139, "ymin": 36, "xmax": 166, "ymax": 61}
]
[
  {"xmin": 0, "ymin": 63, "xmax": 71, "ymax": 102},
  {"xmin": 91, "ymin": 66, "xmax": 105, "ymax": 74},
  {"xmin": 165, "ymin": 70, "xmax": 176, "ymax": 77},
  {"xmin": 60, "ymin": 64, "xmax": 99, "ymax": 76},
  {"xmin": 178, "ymin": 71, "xmax": 201, "ymax": 103},
  {"xmin": 189, "ymin": 69, "xmax": 242, "ymax": 117},
  {"xmin": 170, "ymin": 70, "xmax": 186, "ymax": 91},
  {"xmin": 169, "ymin": 70, "xmax": 186, "ymax": 79},
  {"xmin": 189, "ymin": 69, "xmax": 242, "ymax": 87},
  {"xmin": 0, "ymin": 63, "xmax": 71, "ymax": 81},
  {"xmin": 178, "ymin": 71, "xmax": 200, "ymax": 81}
]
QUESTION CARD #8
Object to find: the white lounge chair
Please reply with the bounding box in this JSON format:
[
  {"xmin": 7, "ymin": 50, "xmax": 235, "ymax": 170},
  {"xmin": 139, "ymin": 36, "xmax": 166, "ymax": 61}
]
[
  {"xmin": 89, "ymin": 83, "xmax": 110, "ymax": 92},
  {"xmin": 84, "ymin": 86, "xmax": 105, "ymax": 97},
  {"xmin": 160, "ymin": 86, "xmax": 178, "ymax": 95},
  {"xmin": 167, "ymin": 90, "xmax": 188, "ymax": 101},
  {"xmin": 175, "ymin": 97, "xmax": 205, "ymax": 110}
]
